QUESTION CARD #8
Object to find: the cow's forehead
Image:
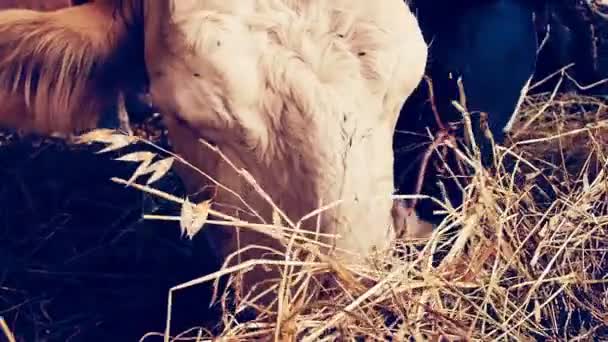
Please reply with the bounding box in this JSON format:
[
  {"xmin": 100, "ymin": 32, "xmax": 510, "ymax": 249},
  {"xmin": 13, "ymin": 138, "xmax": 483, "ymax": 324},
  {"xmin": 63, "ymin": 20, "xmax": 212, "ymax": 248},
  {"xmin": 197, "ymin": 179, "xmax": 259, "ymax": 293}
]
[
  {"xmin": 144, "ymin": 0, "xmax": 424, "ymax": 120},
  {"xmin": 140, "ymin": 0, "xmax": 426, "ymax": 194},
  {"xmin": 164, "ymin": 0, "xmax": 418, "ymax": 40}
]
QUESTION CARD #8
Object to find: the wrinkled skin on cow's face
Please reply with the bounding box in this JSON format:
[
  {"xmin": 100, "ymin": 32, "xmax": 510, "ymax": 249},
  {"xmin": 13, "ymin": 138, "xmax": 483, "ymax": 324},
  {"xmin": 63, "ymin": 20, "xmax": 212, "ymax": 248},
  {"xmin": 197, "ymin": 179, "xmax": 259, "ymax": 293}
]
[{"xmin": 142, "ymin": 0, "xmax": 427, "ymax": 287}]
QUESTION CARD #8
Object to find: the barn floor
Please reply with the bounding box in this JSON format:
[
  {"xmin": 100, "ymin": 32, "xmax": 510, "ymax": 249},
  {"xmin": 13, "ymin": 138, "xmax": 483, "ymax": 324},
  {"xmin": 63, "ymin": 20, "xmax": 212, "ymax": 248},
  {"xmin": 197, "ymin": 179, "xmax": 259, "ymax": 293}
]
[{"xmin": 0, "ymin": 125, "xmax": 223, "ymax": 341}]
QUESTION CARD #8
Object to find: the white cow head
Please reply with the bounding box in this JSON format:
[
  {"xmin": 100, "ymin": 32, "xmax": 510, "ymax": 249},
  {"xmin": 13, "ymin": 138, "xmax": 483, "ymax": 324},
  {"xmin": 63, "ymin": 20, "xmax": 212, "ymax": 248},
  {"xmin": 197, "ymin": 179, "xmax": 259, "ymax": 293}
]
[
  {"xmin": 141, "ymin": 0, "xmax": 427, "ymax": 268},
  {"xmin": 0, "ymin": 0, "xmax": 427, "ymax": 301}
]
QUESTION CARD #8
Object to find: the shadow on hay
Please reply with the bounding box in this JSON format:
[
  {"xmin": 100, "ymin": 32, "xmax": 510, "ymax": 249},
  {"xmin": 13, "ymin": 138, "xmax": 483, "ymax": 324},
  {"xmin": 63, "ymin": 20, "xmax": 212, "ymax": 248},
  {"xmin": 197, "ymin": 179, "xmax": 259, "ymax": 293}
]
[{"xmin": 0, "ymin": 129, "xmax": 225, "ymax": 341}]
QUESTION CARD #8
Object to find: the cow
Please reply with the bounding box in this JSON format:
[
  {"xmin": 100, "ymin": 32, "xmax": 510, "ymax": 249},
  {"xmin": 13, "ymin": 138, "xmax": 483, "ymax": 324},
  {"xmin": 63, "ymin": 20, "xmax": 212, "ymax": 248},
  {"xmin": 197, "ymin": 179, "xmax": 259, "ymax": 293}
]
[
  {"xmin": 0, "ymin": 0, "xmax": 155, "ymax": 134},
  {"xmin": 533, "ymin": 0, "xmax": 607, "ymax": 95},
  {"xmin": 394, "ymin": 0, "xmax": 584, "ymax": 236},
  {"xmin": 0, "ymin": 0, "xmax": 428, "ymax": 305},
  {"xmin": 392, "ymin": 0, "xmax": 606, "ymax": 236}
]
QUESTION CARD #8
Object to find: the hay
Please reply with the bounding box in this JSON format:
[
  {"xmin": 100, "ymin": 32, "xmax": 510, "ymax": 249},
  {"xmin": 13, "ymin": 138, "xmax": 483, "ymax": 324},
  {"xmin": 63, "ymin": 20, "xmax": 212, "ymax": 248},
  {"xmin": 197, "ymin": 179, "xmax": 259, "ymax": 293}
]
[
  {"xmin": 64, "ymin": 87, "xmax": 608, "ymax": 341},
  {"xmin": 2, "ymin": 91, "xmax": 608, "ymax": 342},
  {"xmin": 2, "ymin": 92, "xmax": 608, "ymax": 341}
]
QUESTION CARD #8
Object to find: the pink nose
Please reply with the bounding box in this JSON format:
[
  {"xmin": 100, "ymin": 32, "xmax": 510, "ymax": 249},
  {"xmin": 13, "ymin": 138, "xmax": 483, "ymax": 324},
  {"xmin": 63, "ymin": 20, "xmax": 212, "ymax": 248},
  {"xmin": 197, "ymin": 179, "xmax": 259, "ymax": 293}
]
[{"xmin": 391, "ymin": 199, "xmax": 434, "ymax": 239}]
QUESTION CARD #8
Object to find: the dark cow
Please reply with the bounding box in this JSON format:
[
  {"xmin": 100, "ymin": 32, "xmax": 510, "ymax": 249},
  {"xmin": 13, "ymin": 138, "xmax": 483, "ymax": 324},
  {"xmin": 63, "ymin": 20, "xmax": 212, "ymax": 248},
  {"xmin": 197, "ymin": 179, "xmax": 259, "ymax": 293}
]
[
  {"xmin": 533, "ymin": 0, "xmax": 607, "ymax": 94},
  {"xmin": 392, "ymin": 0, "xmax": 606, "ymax": 235}
]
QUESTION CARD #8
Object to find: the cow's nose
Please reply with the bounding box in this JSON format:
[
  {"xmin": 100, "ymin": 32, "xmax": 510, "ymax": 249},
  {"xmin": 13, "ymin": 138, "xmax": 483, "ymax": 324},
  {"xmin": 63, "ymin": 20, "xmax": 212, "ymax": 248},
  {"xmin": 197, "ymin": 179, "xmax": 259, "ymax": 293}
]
[{"xmin": 391, "ymin": 198, "xmax": 435, "ymax": 239}]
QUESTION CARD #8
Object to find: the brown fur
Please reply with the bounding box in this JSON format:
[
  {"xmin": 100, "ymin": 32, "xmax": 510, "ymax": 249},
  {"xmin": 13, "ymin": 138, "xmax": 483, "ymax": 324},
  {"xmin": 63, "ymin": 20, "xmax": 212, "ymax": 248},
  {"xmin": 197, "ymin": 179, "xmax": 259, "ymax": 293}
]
[{"xmin": 0, "ymin": 0, "xmax": 144, "ymax": 134}]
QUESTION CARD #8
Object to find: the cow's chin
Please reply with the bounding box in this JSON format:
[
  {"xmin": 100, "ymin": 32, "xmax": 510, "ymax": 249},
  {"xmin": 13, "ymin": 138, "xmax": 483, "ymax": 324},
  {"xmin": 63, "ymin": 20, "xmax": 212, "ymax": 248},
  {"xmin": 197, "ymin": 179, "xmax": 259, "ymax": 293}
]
[{"xmin": 162, "ymin": 113, "xmax": 397, "ymax": 302}]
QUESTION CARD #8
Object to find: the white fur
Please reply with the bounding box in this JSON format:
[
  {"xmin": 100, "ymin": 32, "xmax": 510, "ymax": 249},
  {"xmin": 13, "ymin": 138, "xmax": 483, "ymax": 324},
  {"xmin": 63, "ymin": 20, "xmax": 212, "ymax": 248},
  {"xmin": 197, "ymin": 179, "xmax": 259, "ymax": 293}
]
[
  {"xmin": 142, "ymin": 2, "xmax": 427, "ymax": 285},
  {"xmin": 143, "ymin": 0, "xmax": 427, "ymax": 270}
]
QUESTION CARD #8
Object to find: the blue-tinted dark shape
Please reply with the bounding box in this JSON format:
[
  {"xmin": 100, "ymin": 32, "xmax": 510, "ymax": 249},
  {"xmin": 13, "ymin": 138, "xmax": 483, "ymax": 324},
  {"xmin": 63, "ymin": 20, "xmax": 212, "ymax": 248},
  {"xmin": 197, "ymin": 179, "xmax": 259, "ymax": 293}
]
[{"xmin": 394, "ymin": 0, "xmax": 540, "ymax": 224}]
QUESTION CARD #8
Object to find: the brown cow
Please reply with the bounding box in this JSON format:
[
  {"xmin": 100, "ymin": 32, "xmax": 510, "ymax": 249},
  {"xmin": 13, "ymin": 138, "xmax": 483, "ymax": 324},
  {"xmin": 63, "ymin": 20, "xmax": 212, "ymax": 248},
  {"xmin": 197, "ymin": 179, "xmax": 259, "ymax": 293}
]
[
  {"xmin": 0, "ymin": 0, "xmax": 427, "ymax": 304},
  {"xmin": 0, "ymin": 0, "xmax": 144, "ymax": 134}
]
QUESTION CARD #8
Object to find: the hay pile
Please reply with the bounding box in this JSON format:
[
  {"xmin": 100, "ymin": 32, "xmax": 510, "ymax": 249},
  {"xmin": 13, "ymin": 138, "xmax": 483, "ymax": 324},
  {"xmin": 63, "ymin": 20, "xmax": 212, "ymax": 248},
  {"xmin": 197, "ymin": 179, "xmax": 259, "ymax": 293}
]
[
  {"xmin": 2, "ymin": 95, "xmax": 608, "ymax": 341},
  {"xmin": 54, "ymin": 90, "xmax": 606, "ymax": 341},
  {"xmin": 2, "ymin": 83, "xmax": 608, "ymax": 342}
]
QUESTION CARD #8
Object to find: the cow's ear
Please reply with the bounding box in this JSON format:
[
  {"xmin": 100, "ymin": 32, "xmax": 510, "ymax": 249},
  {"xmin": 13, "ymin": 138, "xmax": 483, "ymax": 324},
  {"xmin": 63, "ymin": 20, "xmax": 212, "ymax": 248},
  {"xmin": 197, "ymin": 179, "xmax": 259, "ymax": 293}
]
[{"xmin": 0, "ymin": 3, "xmax": 125, "ymax": 135}]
